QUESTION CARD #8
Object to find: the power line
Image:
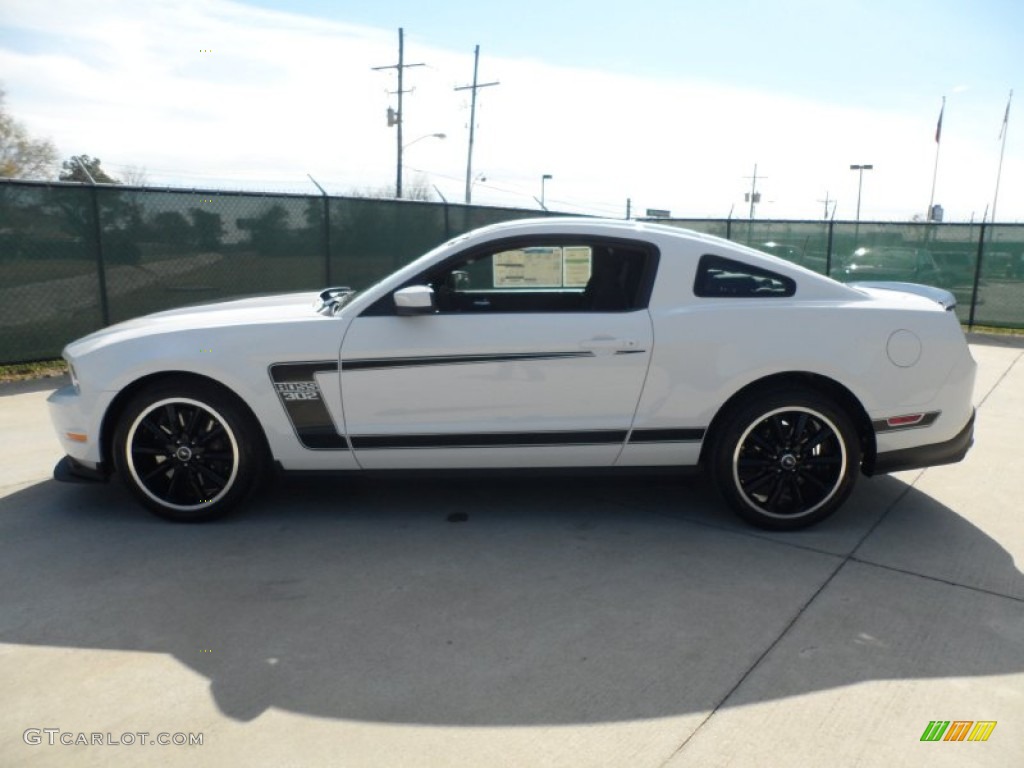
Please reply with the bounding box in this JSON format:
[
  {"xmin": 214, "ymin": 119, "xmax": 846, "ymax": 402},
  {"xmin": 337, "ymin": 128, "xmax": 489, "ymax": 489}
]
[{"xmin": 405, "ymin": 164, "xmax": 627, "ymax": 217}]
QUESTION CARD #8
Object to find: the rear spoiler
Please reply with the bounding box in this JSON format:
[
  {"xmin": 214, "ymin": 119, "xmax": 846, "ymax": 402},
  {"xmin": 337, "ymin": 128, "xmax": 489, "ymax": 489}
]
[{"xmin": 849, "ymin": 281, "xmax": 957, "ymax": 311}]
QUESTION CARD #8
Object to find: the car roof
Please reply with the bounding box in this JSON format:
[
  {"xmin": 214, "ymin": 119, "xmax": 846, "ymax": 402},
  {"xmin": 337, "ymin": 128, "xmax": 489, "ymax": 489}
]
[
  {"xmin": 463, "ymin": 216, "xmax": 735, "ymax": 248},
  {"xmin": 462, "ymin": 216, "xmax": 851, "ymax": 279},
  {"xmin": 360, "ymin": 216, "xmax": 864, "ymax": 307}
]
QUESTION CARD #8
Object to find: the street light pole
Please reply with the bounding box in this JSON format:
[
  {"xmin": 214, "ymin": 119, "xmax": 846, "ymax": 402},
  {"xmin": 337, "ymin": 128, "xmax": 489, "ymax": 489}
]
[
  {"xmin": 849, "ymin": 164, "xmax": 873, "ymax": 223},
  {"xmin": 541, "ymin": 174, "xmax": 552, "ymax": 209}
]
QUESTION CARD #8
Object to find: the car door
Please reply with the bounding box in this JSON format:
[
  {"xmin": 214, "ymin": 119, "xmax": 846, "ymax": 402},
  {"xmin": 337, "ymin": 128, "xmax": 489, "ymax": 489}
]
[{"xmin": 339, "ymin": 236, "xmax": 658, "ymax": 469}]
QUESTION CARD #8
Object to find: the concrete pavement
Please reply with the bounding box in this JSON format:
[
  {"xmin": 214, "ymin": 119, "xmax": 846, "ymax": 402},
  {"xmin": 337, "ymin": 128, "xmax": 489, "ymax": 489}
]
[{"xmin": 1, "ymin": 337, "xmax": 1022, "ymax": 767}]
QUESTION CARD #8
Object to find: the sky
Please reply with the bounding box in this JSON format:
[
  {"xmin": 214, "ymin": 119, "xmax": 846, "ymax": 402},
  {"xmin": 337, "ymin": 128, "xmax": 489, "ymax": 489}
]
[{"xmin": 0, "ymin": 0, "xmax": 1021, "ymax": 221}]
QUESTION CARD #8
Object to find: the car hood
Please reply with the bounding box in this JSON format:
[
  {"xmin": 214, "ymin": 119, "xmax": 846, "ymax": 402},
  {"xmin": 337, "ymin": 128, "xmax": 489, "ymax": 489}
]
[{"xmin": 66, "ymin": 292, "xmax": 321, "ymax": 357}]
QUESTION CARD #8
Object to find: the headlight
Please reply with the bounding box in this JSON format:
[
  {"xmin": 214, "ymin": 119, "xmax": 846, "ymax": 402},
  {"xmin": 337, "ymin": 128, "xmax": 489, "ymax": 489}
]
[{"xmin": 65, "ymin": 357, "xmax": 79, "ymax": 391}]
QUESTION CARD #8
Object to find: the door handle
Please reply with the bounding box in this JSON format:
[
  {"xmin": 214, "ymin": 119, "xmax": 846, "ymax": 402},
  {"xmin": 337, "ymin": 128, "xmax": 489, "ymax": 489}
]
[{"xmin": 580, "ymin": 337, "xmax": 637, "ymax": 355}]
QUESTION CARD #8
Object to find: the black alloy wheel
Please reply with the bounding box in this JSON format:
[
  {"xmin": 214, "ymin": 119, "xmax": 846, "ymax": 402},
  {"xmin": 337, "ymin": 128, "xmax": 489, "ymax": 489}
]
[
  {"xmin": 711, "ymin": 390, "xmax": 860, "ymax": 530},
  {"xmin": 113, "ymin": 381, "xmax": 265, "ymax": 522}
]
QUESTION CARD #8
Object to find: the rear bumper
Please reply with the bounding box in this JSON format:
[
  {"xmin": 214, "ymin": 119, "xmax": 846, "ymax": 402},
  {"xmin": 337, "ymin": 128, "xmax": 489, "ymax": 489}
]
[{"xmin": 869, "ymin": 408, "xmax": 975, "ymax": 475}]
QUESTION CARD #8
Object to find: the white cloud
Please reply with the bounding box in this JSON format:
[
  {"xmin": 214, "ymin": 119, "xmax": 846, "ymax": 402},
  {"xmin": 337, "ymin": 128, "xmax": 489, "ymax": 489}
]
[{"xmin": 1, "ymin": 0, "xmax": 1019, "ymax": 221}]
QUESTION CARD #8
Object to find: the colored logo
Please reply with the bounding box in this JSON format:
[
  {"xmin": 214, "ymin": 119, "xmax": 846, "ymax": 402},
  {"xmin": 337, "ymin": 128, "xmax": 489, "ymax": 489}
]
[{"xmin": 920, "ymin": 720, "xmax": 997, "ymax": 742}]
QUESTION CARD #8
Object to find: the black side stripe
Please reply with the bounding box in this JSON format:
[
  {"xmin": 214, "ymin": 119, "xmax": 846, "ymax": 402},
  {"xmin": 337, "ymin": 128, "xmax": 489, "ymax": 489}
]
[
  {"xmin": 349, "ymin": 428, "xmax": 706, "ymax": 450},
  {"xmin": 342, "ymin": 351, "xmax": 595, "ymax": 371},
  {"xmin": 628, "ymin": 428, "xmax": 706, "ymax": 443},
  {"xmin": 269, "ymin": 362, "xmax": 347, "ymax": 450},
  {"xmin": 351, "ymin": 430, "xmax": 628, "ymax": 450}
]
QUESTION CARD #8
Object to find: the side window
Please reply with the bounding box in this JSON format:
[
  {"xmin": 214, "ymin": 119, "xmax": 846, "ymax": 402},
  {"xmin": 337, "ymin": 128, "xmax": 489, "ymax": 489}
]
[
  {"xmin": 425, "ymin": 241, "xmax": 651, "ymax": 313},
  {"xmin": 693, "ymin": 254, "xmax": 796, "ymax": 298}
]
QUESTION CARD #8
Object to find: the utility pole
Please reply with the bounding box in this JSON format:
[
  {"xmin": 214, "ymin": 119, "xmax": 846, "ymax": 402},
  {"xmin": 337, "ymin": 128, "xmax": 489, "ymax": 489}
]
[
  {"xmin": 817, "ymin": 191, "xmax": 834, "ymax": 220},
  {"xmin": 455, "ymin": 45, "xmax": 499, "ymax": 204},
  {"xmin": 744, "ymin": 164, "xmax": 764, "ymax": 219},
  {"xmin": 372, "ymin": 28, "xmax": 425, "ymax": 199}
]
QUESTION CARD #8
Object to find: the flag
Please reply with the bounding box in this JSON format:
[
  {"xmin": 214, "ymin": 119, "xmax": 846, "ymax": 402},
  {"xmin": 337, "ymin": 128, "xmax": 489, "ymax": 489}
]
[
  {"xmin": 998, "ymin": 90, "xmax": 1012, "ymax": 140},
  {"xmin": 935, "ymin": 97, "xmax": 945, "ymax": 143}
]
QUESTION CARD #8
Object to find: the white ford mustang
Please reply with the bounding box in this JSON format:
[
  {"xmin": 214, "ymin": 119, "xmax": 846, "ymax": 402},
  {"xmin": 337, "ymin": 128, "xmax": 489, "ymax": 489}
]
[{"xmin": 48, "ymin": 218, "xmax": 976, "ymax": 529}]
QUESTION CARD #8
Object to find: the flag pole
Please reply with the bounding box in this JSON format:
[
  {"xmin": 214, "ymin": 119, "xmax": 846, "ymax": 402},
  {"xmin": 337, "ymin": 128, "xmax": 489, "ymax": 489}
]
[
  {"xmin": 991, "ymin": 89, "xmax": 1013, "ymax": 225},
  {"xmin": 926, "ymin": 96, "xmax": 945, "ymax": 221}
]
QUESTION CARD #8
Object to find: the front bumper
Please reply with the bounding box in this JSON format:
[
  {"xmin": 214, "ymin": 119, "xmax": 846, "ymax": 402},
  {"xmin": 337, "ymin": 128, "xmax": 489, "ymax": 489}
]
[
  {"xmin": 47, "ymin": 383, "xmax": 115, "ymax": 467},
  {"xmin": 54, "ymin": 455, "xmax": 110, "ymax": 483},
  {"xmin": 870, "ymin": 408, "xmax": 975, "ymax": 475}
]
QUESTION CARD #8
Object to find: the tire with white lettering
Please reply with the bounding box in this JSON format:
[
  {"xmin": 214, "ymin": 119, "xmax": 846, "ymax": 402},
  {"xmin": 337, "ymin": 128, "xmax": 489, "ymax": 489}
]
[
  {"xmin": 112, "ymin": 379, "xmax": 267, "ymax": 522},
  {"xmin": 710, "ymin": 389, "xmax": 860, "ymax": 530}
]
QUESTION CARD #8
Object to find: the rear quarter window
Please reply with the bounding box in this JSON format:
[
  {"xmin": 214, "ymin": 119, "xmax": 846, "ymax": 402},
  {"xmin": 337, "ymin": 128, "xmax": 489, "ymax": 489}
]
[{"xmin": 693, "ymin": 254, "xmax": 796, "ymax": 298}]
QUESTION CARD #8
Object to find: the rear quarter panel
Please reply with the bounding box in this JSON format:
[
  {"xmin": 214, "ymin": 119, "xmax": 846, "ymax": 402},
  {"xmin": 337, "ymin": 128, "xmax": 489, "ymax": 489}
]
[{"xmin": 633, "ymin": 232, "xmax": 975, "ymax": 457}]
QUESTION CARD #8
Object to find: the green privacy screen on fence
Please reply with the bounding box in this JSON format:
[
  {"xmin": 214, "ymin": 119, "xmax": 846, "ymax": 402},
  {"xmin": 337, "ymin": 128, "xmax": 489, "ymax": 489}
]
[
  {"xmin": 665, "ymin": 219, "xmax": 1024, "ymax": 327},
  {"xmin": 1, "ymin": 179, "xmax": 1022, "ymax": 364},
  {"xmin": 0, "ymin": 181, "xmax": 559, "ymax": 363}
]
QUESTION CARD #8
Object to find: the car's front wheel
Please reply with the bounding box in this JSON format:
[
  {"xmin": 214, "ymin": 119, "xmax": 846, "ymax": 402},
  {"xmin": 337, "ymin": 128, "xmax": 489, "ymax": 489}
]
[
  {"xmin": 710, "ymin": 389, "xmax": 861, "ymax": 530},
  {"xmin": 112, "ymin": 380, "xmax": 266, "ymax": 522}
]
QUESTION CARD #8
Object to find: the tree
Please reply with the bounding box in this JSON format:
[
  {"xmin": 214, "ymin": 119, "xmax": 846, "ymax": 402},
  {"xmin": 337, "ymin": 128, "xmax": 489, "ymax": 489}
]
[
  {"xmin": 351, "ymin": 175, "xmax": 434, "ymax": 202},
  {"xmin": 150, "ymin": 211, "xmax": 192, "ymax": 244},
  {"xmin": 236, "ymin": 203, "xmax": 291, "ymax": 255},
  {"xmin": 404, "ymin": 177, "xmax": 434, "ymax": 202},
  {"xmin": 120, "ymin": 164, "xmax": 149, "ymax": 186},
  {"xmin": 188, "ymin": 208, "xmax": 225, "ymax": 251},
  {"xmin": 59, "ymin": 154, "xmax": 120, "ymax": 184},
  {"xmin": 0, "ymin": 86, "xmax": 58, "ymax": 179}
]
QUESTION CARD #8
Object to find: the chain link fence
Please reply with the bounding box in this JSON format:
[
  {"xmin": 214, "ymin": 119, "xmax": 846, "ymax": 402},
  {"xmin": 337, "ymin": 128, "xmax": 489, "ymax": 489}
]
[
  {"xmin": 2, "ymin": 179, "xmax": 1023, "ymax": 364},
  {"xmin": 0, "ymin": 180, "xmax": 559, "ymax": 363},
  {"xmin": 666, "ymin": 218, "xmax": 1024, "ymax": 327}
]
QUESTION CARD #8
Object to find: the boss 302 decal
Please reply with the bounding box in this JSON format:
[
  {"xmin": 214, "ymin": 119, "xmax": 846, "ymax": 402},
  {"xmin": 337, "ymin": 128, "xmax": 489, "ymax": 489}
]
[
  {"xmin": 275, "ymin": 381, "xmax": 321, "ymax": 401},
  {"xmin": 268, "ymin": 362, "xmax": 347, "ymax": 450}
]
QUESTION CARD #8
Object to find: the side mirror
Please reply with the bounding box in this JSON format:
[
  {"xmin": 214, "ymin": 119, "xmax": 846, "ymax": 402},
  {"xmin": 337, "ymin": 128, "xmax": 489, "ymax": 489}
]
[{"xmin": 394, "ymin": 285, "xmax": 437, "ymax": 316}]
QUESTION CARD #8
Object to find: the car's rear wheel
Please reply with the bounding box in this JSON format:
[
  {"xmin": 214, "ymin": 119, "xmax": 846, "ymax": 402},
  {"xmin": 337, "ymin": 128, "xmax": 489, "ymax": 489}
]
[
  {"xmin": 112, "ymin": 380, "xmax": 266, "ymax": 522},
  {"xmin": 710, "ymin": 389, "xmax": 860, "ymax": 530}
]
